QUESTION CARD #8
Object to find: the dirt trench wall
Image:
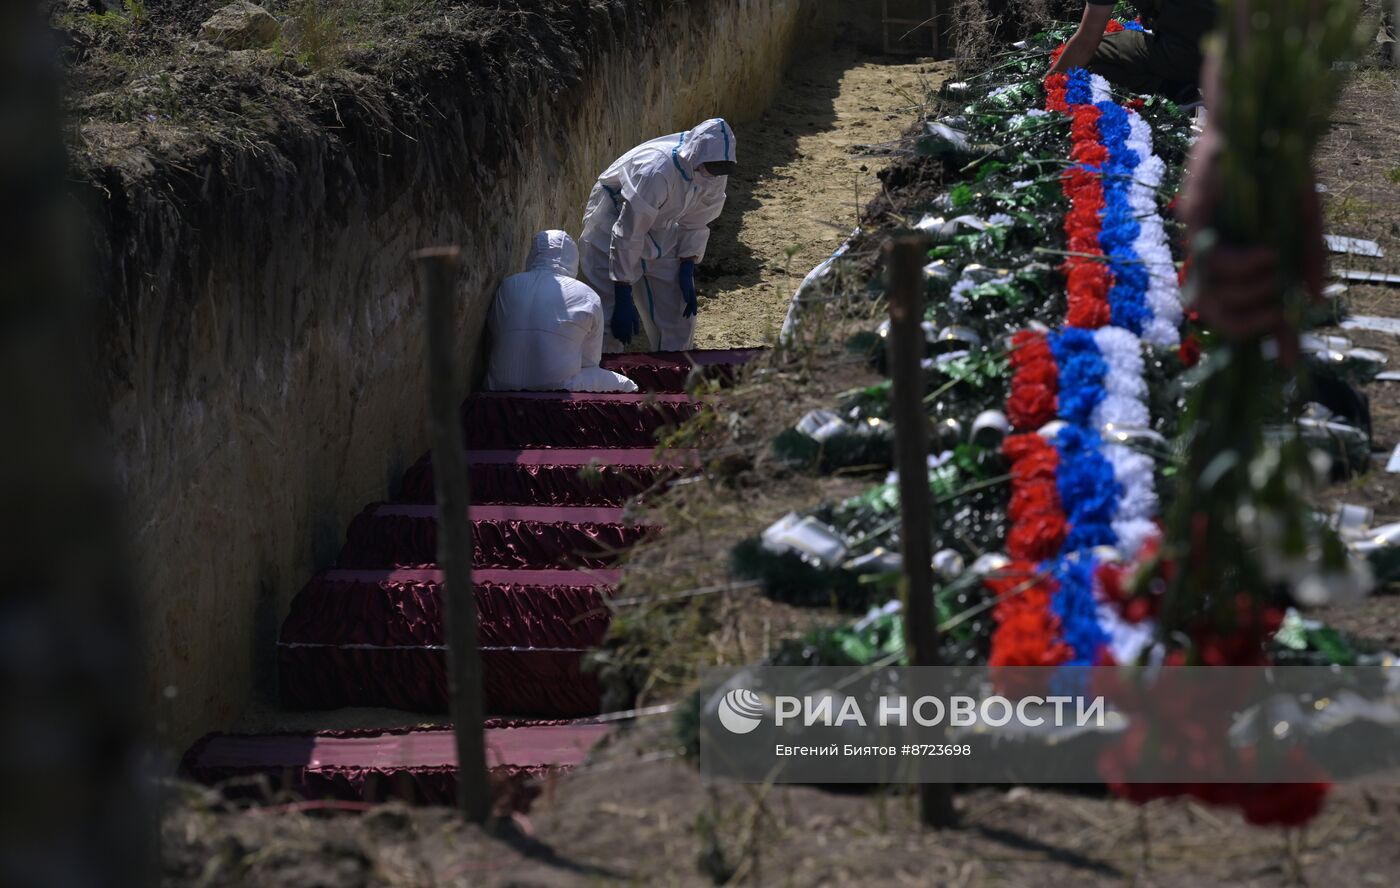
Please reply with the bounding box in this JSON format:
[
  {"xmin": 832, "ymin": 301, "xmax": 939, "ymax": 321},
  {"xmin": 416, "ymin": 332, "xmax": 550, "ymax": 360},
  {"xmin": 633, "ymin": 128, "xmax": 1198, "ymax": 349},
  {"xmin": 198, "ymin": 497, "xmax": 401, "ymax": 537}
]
[{"xmin": 94, "ymin": 0, "xmax": 834, "ymax": 751}]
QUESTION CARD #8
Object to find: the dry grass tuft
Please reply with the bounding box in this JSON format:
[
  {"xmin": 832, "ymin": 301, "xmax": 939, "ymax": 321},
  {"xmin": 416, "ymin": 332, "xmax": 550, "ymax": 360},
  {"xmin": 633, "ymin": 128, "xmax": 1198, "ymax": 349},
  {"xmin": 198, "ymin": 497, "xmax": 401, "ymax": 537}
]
[
  {"xmin": 953, "ymin": 0, "xmax": 1073, "ymax": 75},
  {"xmin": 588, "ymin": 288, "xmax": 891, "ymax": 712}
]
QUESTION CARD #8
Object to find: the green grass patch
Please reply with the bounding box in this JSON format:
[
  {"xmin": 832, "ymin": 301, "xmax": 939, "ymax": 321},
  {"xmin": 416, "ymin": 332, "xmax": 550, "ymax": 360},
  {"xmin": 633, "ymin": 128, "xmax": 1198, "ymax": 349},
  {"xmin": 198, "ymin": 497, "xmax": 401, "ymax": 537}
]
[
  {"xmin": 59, "ymin": 0, "xmax": 149, "ymax": 36},
  {"xmin": 1326, "ymin": 193, "xmax": 1381, "ymax": 226},
  {"xmin": 289, "ymin": 0, "xmax": 348, "ymax": 70}
]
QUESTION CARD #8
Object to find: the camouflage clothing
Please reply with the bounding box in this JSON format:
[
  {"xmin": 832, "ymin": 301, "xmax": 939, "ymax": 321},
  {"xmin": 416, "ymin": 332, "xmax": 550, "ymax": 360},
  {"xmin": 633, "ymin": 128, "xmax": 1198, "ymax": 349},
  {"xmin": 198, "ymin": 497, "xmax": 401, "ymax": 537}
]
[{"xmin": 1086, "ymin": 0, "xmax": 1217, "ymax": 99}]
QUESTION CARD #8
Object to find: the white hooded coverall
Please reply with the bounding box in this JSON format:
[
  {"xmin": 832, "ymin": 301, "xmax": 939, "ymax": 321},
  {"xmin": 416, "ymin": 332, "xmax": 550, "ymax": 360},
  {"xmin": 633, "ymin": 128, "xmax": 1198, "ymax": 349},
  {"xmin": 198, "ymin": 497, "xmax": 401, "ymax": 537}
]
[
  {"xmin": 579, "ymin": 118, "xmax": 735, "ymax": 351},
  {"xmin": 485, "ymin": 230, "xmax": 639, "ymax": 393}
]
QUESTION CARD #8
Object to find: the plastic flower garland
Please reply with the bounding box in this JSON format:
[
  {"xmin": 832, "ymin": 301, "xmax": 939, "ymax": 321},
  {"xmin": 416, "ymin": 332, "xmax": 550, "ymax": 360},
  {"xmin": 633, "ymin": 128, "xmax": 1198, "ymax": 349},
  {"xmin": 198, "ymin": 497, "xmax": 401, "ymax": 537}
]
[
  {"xmin": 996, "ymin": 301, "xmax": 1161, "ymax": 668},
  {"xmin": 745, "ymin": 16, "xmax": 1366, "ymax": 827},
  {"xmin": 1054, "ymin": 68, "xmax": 1182, "ymax": 343},
  {"xmin": 998, "ymin": 3, "xmax": 1356, "ymax": 824},
  {"xmin": 997, "ymin": 27, "xmax": 1176, "ymax": 673},
  {"xmin": 1050, "ymin": 555, "xmax": 1109, "ymax": 665}
]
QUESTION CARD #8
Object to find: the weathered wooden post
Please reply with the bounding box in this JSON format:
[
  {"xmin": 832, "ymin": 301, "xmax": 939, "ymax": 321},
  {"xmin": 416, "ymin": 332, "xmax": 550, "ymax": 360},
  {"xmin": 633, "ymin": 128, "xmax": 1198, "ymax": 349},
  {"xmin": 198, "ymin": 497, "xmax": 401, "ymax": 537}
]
[
  {"xmin": 885, "ymin": 235, "xmax": 958, "ymax": 828},
  {"xmin": 414, "ymin": 246, "xmax": 492, "ymax": 822}
]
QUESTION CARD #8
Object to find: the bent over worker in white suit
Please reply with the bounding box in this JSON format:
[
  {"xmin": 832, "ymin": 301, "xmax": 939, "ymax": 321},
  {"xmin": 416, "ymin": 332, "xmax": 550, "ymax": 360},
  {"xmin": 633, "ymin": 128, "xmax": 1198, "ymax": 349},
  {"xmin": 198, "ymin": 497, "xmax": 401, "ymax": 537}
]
[
  {"xmin": 485, "ymin": 230, "xmax": 638, "ymax": 393},
  {"xmin": 579, "ymin": 118, "xmax": 737, "ymax": 351}
]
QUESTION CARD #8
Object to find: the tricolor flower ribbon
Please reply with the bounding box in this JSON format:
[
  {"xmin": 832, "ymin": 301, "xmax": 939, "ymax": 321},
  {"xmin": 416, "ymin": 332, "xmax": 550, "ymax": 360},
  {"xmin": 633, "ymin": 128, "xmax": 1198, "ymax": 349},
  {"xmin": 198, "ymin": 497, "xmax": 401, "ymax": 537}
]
[
  {"xmin": 1050, "ymin": 67, "xmax": 1183, "ymax": 345},
  {"xmin": 994, "ymin": 66, "xmax": 1180, "ymax": 666},
  {"xmin": 995, "ymin": 33, "xmax": 1327, "ymax": 826}
]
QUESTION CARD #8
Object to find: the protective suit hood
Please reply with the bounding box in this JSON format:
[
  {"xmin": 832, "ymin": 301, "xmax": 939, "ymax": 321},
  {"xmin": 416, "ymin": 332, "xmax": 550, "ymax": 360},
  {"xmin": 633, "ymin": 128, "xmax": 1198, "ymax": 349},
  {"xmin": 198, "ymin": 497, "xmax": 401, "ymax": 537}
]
[
  {"xmin": 526, "ymin": 229, "xmax": 580, "ymax": 277},
  {"xmin": 675, "ymin": 118, "xmax": 736, "ymax": 174}
]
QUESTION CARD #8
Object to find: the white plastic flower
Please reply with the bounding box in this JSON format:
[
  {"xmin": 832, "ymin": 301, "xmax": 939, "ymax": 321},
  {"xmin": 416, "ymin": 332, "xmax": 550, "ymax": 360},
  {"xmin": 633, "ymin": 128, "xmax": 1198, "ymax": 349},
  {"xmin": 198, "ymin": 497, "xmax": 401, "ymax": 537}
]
[{"xmin": 1089, "ymin": 74, "xmax": 1113, "ymax": 104}]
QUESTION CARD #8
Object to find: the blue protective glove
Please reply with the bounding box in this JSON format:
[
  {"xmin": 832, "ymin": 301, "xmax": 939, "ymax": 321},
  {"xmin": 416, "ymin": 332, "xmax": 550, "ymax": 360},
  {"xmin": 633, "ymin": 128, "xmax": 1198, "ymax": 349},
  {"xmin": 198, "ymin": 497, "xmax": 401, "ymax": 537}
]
[
  {"xmin": 611, "ymin": 282, "xmax": 642, "ymax": 344},
  {"xmin": 679, "ymin": 259, "xmax": 698, "ymax": 318}
]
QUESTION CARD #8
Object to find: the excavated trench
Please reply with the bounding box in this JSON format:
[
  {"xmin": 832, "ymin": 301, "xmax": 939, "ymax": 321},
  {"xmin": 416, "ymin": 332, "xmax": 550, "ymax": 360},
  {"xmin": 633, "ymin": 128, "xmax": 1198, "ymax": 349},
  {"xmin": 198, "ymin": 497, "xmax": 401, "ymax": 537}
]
[
  {"xmin": 220, "ymin": 39, "xmax": 944, "ymax": 753},
  {"xmin": 76, "ymin": 0, "xmax": 938, "ymax": 770},
  {"xmin": 82, "ymin": 0, "xmax": 832, "ymax": 752}
]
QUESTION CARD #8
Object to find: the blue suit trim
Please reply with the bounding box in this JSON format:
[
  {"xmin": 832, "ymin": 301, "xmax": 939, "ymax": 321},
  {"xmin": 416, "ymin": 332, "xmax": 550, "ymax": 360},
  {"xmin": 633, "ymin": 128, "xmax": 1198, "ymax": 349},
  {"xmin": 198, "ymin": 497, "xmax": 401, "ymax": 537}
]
[
  {"xmin": 671, "ymin": 133, "xmax": 692, "ymax": 183},
  {"xmin": 601, "ymin": 182, "xmax": 621, "ymax": 209}
]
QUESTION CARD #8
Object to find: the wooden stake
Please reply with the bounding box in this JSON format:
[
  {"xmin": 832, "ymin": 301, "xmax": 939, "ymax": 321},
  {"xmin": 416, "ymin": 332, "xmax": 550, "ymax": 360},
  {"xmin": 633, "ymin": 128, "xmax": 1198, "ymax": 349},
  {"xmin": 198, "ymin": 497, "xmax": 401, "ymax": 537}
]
[
  {"xmin": 414, "ymin": 246, "xmax": 492, "ymax": 823},
  {"xmin": 885, "ymin": 235, "xmax": 958, "ymax": 829}
]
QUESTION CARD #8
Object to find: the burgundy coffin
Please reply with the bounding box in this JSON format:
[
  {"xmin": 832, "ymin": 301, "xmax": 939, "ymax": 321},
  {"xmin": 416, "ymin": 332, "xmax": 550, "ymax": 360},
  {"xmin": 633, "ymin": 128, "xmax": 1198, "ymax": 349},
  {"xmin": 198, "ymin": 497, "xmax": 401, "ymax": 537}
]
[
  {"xmin": 279, "ymin": 568, "xmax": 617, "ymax": 715},
  {"xmin": 335, "ymin": 503, "xmax": 651, "ymax": 570},
  {"xmin": 462, "ymin": 391, "xmax": 700, "ymax": 449},
  {"xmin": 397, "ymin": 448, "xmax": 700, "ymax": 507},
  {"xmin": 182, "ymin": 721, "xmax": 610, "ymax": 808},
  {"xmin": 599, "ymin": 348, "xmax": 766, "ymax": 393}
]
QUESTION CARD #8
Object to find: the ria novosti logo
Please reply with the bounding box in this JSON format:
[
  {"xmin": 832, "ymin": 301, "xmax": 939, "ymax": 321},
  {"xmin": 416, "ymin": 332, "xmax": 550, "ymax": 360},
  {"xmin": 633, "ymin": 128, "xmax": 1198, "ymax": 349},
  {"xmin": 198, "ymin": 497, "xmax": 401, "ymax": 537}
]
[
  {"xmin": 716, "ymin": 688, "xmax": 766, "ymax": 734},
  {"xmin": 713, "ymin": 688, "xmax": 1110, "ymax": 733}
]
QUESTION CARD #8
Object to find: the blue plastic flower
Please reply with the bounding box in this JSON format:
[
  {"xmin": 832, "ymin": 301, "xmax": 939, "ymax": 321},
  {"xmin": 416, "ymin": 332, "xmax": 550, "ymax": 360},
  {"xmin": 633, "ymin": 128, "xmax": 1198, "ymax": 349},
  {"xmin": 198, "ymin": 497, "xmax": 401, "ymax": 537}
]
[
  {"xmin": 1093, "ymin": 102, "xmax": 1151, "ymax": 334},
  {"xmin": 1050, "ymin": 329, "xmax": 1107, "ymax": 425},
  {"xmin": 1066, "ymin": 68, "xmax": 1094, "ymax": 106},
  {"xmin": 1048, "ymin": 555, "xmax": 1109, "ymax": 665},
  {"xmin": 1054, "ymin": 425, "xmax": 1121, "ymax": 550}
]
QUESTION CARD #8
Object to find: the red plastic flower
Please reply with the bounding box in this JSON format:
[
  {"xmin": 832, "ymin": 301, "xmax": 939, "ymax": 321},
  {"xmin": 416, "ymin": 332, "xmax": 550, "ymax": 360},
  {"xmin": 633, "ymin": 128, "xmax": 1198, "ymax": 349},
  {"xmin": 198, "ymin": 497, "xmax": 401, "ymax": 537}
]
[
  {"xmin": 1009, "ymin": 481, "xmax": 1059, "ymax": 523},
  {"xmin": 1003, "ymin": 435, "xmax": 1067, "ymax": 560},
  {"xmin": 1178, "ymin": 333, "xmax": 1201, "ymax": 367},
  {"xmin": 987, "ymin": 562, "xmax": 1072, "ymax": 667},
  {"xmin": 1008, "ymin": 383, "xmax": 1057, "ymax": 430},
  {"xmin": 1044, "ymin": 71, "xmax": 1069, "ymax": 113},
  {"xmin": 1008, "ymin": 331, "xmax": 1059, "ymax": 429},
  {"xmin": 1008, "ymin": 515, "xmax": 1068, "ymax": 561}
]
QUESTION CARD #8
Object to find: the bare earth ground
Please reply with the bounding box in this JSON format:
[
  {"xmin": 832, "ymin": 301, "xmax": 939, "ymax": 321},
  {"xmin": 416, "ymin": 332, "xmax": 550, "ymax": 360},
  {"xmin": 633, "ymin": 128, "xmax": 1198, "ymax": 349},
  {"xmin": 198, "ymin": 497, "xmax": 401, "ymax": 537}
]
[
  {"xmin": 1314, "ymin": 65, "xmax": 1400, "ymax": 640},
  {"xmin": 168, "ymin": 718, "xmax": 1400, "ymax": 887},
  {"xmin": 694, "ymin": 48, "xmax": 939, "ymax": 347},
  {"xmin": 162, "ymin": 39, "xmax": 1400, "ymax": 888}
]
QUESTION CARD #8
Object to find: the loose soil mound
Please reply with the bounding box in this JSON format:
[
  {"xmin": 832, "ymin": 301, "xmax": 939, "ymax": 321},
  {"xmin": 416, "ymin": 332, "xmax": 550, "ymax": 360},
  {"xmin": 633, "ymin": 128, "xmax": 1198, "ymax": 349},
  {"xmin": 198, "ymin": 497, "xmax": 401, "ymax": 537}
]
[{"xmin": 57, "ymin": 0, "xmax": 693, "ymax": 184}]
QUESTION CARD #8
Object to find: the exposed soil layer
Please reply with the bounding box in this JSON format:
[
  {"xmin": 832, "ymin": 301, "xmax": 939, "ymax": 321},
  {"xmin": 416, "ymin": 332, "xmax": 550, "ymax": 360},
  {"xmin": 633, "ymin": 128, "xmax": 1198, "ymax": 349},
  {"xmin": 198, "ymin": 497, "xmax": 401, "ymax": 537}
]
[
  {"xmin": 696, "ymin": 49, "xmax": 942, "ymax": 346},
  {"xmin": 59, "ymin": 0, "xmax": 683, "ymax": 191}
]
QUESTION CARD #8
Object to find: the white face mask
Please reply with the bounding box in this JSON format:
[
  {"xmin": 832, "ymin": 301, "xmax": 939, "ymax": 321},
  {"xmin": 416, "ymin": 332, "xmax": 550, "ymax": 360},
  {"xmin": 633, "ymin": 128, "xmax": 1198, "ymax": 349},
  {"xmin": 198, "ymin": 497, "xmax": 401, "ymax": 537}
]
[{"xmin": 695, "ymin": 164, "xmax": 715, "ymax": 179}]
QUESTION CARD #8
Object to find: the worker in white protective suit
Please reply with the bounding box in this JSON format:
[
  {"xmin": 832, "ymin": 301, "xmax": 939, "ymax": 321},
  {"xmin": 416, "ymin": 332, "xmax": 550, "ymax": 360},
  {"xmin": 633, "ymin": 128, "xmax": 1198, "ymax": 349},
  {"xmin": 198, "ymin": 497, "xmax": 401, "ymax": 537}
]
[
  {"xmin": 579, "ymin": 118, "xmax": 737, "ymax": 351},
  {"xmin": 485, "ymin": 230, "xmax": 639, "ymax": 393}
]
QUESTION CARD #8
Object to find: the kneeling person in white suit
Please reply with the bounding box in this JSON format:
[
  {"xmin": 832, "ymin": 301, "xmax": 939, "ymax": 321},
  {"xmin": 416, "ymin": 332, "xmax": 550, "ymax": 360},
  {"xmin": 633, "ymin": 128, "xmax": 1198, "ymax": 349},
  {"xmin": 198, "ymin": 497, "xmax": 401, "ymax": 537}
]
[
  {"xmin": 485, "ymin": 230, "xmax": 638, "ymax": 393},
  {"xmin": 580, "ymin": 118, "xmax": 737, "ymax": 351}
]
